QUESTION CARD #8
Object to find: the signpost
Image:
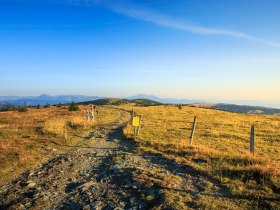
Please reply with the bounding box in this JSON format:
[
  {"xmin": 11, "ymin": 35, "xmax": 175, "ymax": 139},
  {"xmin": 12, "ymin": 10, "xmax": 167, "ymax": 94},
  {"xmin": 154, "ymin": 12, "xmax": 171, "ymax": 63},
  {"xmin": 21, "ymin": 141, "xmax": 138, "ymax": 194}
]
[
  {"xmin": 132, "ymin": 116, "xmax": 140, "ymax": 127},
  {"xmin": 131, "ymin": 110, "xmax": 142, "ymax": 139}
]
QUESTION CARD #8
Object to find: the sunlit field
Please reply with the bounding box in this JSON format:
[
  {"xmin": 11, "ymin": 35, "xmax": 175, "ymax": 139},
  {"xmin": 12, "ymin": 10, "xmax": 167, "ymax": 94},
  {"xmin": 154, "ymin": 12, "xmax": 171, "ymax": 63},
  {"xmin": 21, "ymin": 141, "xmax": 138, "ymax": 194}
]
[
  {"xmin": 0, "ymin": 105, "xmax": 120, "ymax": 184},
  {"xmin": 122, "ymin": 105, "xmax": 280, "ymax": 207},
  {"xmin": 1, "ymin": 103, "xmax": 279, "ymax": 208}
]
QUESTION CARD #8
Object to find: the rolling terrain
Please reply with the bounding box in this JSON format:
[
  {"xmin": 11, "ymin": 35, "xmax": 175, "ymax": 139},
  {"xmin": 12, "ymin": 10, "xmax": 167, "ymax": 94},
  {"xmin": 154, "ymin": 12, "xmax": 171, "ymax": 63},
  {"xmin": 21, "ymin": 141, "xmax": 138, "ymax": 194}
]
[
  {"xmin": 0, "ymin": 103, "xmax": 279, "ymax": 209},
  {"xmin": 191, "ymin": 103, "xmax": 280, "ymax": 115},
  {"xmin": 2, "ymin": 94, "xmax": 280, "ymax": 115},
  {"xmin": 79, "ymin": 98, "xmax": 162, "ymax": 106}
]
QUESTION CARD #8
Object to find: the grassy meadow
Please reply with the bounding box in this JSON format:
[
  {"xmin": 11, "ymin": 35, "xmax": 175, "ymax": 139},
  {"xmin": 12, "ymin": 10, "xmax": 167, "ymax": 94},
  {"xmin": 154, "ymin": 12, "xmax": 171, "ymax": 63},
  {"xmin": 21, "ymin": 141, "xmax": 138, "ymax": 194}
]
[
  {"xmin": 1, "ymin": 102, "xmax": 279, "ymax": 208},
  {"xmin": 0, "ymin": 105, "xmax": 120, "ymax": 184},
  {"xmin": 122, "ymin": 104, "xmax": 280, "ymax": 208}
]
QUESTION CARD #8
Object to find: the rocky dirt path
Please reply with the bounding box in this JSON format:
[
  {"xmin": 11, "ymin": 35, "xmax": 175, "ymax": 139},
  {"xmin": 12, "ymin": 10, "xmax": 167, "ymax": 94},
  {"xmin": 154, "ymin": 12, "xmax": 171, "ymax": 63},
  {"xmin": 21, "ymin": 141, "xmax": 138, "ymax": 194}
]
[{"xmin": 0, "ymin": 109, "xmax": 239, "ymax": 210}]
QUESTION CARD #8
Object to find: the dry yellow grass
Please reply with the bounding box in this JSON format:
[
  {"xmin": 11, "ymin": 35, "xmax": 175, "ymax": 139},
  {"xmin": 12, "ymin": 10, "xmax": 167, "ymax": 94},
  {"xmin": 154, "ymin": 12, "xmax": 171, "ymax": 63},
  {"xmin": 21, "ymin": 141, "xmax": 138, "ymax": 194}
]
[
  {"xmin": 1, "ymin": 103, "xmax": 279, "ymax": 208},
  {"xmin": 44, "ymin": 118, "xmax": 68, "ymax": 138},
  {"xmin": 0, "ymin": 105, "xmax": 121, "ymax": 184},
  {"xmin": 121, "ymin": 105, "xmax": 280, "ymax": 167},
  {"xmin": 120, "ymin": 104, "xmax": 280, "ymax": 207}
]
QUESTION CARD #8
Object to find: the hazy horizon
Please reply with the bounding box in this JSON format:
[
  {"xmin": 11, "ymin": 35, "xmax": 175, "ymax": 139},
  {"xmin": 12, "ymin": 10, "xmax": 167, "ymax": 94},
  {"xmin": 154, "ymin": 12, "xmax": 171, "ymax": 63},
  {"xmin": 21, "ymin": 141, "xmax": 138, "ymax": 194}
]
[
  {"xmin": 1, "ymin": 0, "xmax": 280, "ymax": 106},
  {"xmin": 1, "ymin": 93, "xmax": 280, "ymax": 109}
]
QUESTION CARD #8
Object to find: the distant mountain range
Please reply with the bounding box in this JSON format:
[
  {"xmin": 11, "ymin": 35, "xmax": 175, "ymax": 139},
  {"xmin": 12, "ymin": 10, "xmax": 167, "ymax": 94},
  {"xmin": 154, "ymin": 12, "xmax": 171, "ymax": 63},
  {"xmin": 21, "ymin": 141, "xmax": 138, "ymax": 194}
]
[
  {"xmin": 0, "ymin": 94, "xmax": 199, "ymax": 106},
  {"xmin": 1, "ymin": 94, "xmax": 280, "ymax": 115},
  {"xmin": 0, "ymin": 94, "xmax": 102, "ymax": 106}
]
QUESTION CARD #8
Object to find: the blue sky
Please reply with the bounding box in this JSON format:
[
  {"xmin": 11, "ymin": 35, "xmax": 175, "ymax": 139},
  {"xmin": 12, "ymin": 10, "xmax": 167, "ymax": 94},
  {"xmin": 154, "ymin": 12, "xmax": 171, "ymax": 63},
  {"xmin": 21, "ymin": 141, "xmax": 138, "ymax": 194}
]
[{"xmin": 0, "ymin": 0, "xmax": 280, "ymax": 106}]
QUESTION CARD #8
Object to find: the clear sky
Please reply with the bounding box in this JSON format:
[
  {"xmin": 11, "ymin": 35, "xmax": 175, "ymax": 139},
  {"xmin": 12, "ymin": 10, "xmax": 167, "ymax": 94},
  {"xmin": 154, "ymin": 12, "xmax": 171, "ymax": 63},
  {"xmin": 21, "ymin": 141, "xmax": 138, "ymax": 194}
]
[{"xmin": 0, "ymin": 0, "xmax": 280, "ymax": 106}]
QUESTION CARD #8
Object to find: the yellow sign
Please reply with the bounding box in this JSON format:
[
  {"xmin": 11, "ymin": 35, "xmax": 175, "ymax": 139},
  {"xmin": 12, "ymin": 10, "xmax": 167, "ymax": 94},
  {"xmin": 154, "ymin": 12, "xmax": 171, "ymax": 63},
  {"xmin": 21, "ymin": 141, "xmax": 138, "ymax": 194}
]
[{"xmin": 132, "ymin": 116, "xmax": 140, "ymax": 127}]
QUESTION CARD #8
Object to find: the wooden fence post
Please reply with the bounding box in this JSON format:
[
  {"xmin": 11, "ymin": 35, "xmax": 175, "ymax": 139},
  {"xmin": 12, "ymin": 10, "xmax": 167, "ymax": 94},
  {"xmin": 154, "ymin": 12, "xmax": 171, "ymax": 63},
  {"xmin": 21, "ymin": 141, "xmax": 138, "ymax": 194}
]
[
  {"xmin": 90, "ymin": 104, "xmax": 95, "ymax": 121},
  {"xmin": 86, "ymin": 110, "xmax": 90, "ymax": 121},
  {"xmin": 86, "ymin": 104, "xmax": 96, "ymax": 122},
  {"xmin": 189, "ymin": 116, "xmax": 197, "ymax": 145},
  {"xmin": 131, "ymin": 109, "xmax": 134, "ymax": 123},
  {"xmin": 134, "ymin": 127, "xmax": 137, "ymax": 138},
  {"xmin": 250, "ymin": 125, "xmax": 255, "ymax": 155},
  {"xmin": 136, "ymin": 115, "xmax": 142, "ymax": 136}
]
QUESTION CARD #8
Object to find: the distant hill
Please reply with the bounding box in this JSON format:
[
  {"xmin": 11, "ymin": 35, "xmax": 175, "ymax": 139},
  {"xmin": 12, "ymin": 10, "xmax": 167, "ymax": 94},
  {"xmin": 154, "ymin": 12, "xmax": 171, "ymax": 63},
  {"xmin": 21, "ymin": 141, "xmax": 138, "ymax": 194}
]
[
  {"xmin": 190, "ymin": 103, "xmax": 280, "ymax": 115},
  {"xmin": 132, "ymin": 98, "xmax": 162, "ymax": 106},
  {"xmin": 127, "ymin": 95, "xmax": 280, "ymax": 115},
  {"xmin": 0, "ymin": 95, "xmax": 102, "ymax": 106},
  {"xmin": 79, "ymin": 98, "xmax": 162, "ymax": 106},
  {"xmin": 127, "ymin": 94, "xmax": 202, "ymax": 104},
  {"xmin": 212, "ymin": 103, "xmax": 280, "ymax": 115},
  {"xmin": 79, "ymin": 98, "xmax": 130, "ymax": 106}
]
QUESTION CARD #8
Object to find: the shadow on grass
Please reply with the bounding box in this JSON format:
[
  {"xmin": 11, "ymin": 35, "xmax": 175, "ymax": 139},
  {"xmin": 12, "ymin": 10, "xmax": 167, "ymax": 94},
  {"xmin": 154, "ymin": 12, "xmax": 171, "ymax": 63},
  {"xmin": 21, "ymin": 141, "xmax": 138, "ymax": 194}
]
[{"xmin": 117, "ymin": 125, "xmax": 280, "ymax": 209}]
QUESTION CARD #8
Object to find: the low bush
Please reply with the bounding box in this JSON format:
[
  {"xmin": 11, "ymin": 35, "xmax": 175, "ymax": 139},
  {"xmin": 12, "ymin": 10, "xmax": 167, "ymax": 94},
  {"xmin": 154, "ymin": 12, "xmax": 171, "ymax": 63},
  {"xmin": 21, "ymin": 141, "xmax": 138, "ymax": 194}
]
[
  {"xmin": 68, "ymin": 102, "xmax": 80, "ymax": 111},
  {"xmin": 17, "ymin": 107, "xmax": 28, "ymax": 112}
]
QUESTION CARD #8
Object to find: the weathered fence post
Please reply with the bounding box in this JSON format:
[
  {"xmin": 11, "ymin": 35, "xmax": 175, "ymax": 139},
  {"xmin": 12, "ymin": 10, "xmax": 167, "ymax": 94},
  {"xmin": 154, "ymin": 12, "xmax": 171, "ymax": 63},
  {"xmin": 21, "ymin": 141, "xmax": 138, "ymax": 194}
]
[
  {"xmin": 90, "ymin": 104, "xmax": 94, "ymax": 121},
  {"xmin": 189, "ymin": 116, "xmax": 197, "ymax": 145},
  {"xmin": 134, "ymin": 127, "xmax": 137, "ymax": 138},
  {"xmin": 131, "ymin": 109, "xmax": 135, "ymax": 121},
  {"xmin": 136, "ymin": 115, "xmax": 142, "ymax": 136},
  {"xmin": 250, "ymin": 125, "xmax": 255, "ymax": 155},
  {"xmin": 86, "ymin": 110, "xmax": 90, "ymax": 121},
  {"xmin": 86, "ymin": 104, "xmax": 96, "ymax": 122}
]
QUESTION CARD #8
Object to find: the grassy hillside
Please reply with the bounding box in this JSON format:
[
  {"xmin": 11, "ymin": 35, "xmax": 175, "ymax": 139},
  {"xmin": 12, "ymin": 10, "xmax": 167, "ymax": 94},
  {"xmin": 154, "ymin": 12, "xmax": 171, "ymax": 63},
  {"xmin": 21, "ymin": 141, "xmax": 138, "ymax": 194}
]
[
  {"xmin": 79, "ymin": 98, "xmax": 130, "ymax": 106},
  {"xmin": 131, "ymin": 98, "xmax": 162, "ymax": 106},
  {"xmin": 79, "ymin": 98, "xmax": 162, "ymax": 106},
  {"xmin": 0, "ymin": 105, "xmax": 121, "ymax": 184},
  {"xmin": 122, "ymin": 105, "xmax": 280, "ymax": 209},
  {"xmin": 213, "ymin": 104, "xmax": 280, "ymax": 115},
  {"xmin": 190, "ymin": 103, "xmax": 280, "ymax": 115}
]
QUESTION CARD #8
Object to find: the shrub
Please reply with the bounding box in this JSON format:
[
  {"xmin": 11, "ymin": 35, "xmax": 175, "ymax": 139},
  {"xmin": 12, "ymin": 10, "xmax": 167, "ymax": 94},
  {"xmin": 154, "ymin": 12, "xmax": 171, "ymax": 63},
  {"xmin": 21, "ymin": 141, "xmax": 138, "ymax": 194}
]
[
  {"xmin": 17, "ymin": 107, "xmax": 28, "ymax": 112},
  {"xmin": 68, "ymin": 101, "xmax": 80, "ymax": 111},
  {"xmin": 0, "ymin": 105, "xmax": 17, "ymax": 112},
  {"xmin": 43, "ymin": 103, "xmax": 50, "ymax": 108}
]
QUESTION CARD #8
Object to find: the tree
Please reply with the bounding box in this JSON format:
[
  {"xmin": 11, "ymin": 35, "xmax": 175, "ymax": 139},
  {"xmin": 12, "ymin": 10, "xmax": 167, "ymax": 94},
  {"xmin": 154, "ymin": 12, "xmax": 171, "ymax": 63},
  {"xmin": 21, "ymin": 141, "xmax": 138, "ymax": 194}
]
[
  {"xmin": 68, "ymin": 101, "xmax": 80, "ymax": 111},
  {"xmin": 44, "ymin": 103, "xmax": 50, "ymax": 108}
]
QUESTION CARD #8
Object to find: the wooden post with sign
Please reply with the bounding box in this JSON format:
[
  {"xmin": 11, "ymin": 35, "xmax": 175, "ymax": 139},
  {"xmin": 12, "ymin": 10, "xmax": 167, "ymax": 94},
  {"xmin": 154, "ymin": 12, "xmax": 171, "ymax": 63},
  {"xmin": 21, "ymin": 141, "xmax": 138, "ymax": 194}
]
[
  {"xmin": 134, "ymin": 127, "xmax": 137, "ymax": 139},
  {"xmin": 250, "ymin": 125, "xmax": 255, "ymax": 156},
  {"xmin": 136, "ymin": 115, "xmax": 142, "ymax": 136},
  {"xmin": 132, "ymin": 115, "xmax": 140, "ymax": 140},
  {"xmin": 131, "ymin": 109, "xmax": 135, "ymax": 122},
  {"xmin": 189, "ymin": 116, "xmax": 197, "ymax": 145}
]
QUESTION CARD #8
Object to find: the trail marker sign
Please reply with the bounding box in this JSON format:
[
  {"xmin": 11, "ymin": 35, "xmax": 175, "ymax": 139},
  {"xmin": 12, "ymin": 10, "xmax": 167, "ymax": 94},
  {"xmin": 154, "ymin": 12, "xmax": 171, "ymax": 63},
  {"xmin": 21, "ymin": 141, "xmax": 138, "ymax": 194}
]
[{"xmin": 132, "ymin": 116, "xmax": 140, "ymax": 127}]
